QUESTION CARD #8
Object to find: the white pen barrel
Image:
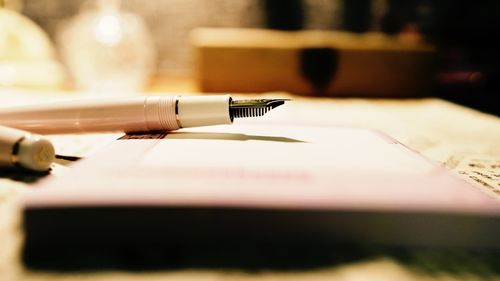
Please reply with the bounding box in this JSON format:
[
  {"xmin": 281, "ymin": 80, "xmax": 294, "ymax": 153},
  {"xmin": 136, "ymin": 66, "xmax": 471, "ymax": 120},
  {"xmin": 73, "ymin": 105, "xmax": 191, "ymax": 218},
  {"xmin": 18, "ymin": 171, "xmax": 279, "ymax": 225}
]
[
  {"xmin": 0, "ymin": 97, "xmax": 180, "ymax": 134},
  {"xmin": 0, "ymin": 97, "xmax": 149, "ymax": 134}
]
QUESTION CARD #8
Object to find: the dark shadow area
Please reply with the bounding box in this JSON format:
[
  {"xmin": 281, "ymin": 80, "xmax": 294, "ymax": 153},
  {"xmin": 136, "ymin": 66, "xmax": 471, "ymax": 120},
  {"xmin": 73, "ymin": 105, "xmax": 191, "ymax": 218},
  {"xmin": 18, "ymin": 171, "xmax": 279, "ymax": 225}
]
[
  {"xmin": 300, "ymin": 48, "xmax": 339, "ymax": 96},
  {"xmin": 22, "ymin": 207, "xmax": 500, "ymax": 275},
  {"xmin": 165, "ymin": 132, "xmax": 306, "ymax": 143},
  {"xmin": 54, "ymin": 154, "xmax": 82, "ymax": 162},
  {"xmin": 261, "ymin": 0, "xmax": 304, "ymax": 31},
  {"xmin": 382, "ymin": 0, "xmax": 500, "ymax": 116},
  {"xmin": 0, "ymin": 154, "xmax": 81, "ymax": 183},
  {"xmin": 0, "ymin": 169, "xmax": 49, "ymax": 184}
]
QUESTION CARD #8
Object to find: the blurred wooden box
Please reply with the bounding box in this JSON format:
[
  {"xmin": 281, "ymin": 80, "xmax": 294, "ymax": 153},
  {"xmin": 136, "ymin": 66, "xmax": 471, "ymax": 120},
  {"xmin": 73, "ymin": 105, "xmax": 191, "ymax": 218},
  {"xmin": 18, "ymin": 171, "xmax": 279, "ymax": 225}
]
[{"xmin": 191, "ymin": 28, "xmax": 435, "ymax": 97}]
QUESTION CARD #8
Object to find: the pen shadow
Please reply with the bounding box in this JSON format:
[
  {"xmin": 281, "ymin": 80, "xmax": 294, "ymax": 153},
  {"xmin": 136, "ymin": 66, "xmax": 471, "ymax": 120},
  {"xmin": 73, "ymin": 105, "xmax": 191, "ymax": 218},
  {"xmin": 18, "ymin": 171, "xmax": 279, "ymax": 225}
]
[
  {"xmin": 165, "ymin": 132, "xmax": 307, "ymax": 143},
  {"xmin": 0, "ymin": 155, "xmax": 82, "ymax": 184},
  {"xmin": 0, "ymin": 169, "xmax": 49, "ymax": 184}
]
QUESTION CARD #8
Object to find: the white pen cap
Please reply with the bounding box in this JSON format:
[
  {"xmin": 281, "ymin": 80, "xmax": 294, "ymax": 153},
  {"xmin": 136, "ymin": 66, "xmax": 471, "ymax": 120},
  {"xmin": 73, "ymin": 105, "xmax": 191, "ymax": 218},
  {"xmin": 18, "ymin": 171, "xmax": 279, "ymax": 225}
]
[{"xmin": 0, "ymin": 125, "xmax": 55, "ymax": 172}]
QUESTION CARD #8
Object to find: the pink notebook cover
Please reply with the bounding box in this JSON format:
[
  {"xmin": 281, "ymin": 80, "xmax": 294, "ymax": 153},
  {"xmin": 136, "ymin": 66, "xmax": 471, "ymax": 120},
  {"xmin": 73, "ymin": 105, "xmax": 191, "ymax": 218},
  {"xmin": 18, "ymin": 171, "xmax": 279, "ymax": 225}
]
[{"xmin": 25, "ymin": 124, "xmax": 500, "ymax": 216}]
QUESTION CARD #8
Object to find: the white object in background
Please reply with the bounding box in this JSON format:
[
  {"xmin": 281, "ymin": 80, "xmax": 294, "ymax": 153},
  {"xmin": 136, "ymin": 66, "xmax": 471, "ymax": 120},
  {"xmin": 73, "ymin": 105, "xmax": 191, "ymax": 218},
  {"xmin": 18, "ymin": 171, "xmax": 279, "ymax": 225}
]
[
  {"xmin": 58, "ymin": 0, "xmax": 156, "ymax": 95},
  {"xmin": 0, "ymin": 8, "xmax": 66, "ymax": 88},
  {"xmin": 0, "ymin": 125, "xmax": 54, "ymax": 172}
]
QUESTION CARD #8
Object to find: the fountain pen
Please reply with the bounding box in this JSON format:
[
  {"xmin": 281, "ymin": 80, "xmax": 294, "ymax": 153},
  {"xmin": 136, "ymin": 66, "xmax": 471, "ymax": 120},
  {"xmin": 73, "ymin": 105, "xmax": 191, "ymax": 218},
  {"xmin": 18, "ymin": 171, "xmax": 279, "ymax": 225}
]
[{"xmin": 0, "ymin": 95, "xmax": 288, "ymax": 134}]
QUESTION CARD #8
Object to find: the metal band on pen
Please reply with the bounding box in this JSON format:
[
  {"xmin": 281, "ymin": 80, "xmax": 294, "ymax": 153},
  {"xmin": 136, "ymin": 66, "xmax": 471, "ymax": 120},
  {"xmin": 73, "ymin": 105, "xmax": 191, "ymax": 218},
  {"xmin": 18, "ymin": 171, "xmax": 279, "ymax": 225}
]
[
  {"xmin": 174, "ymin": 96, "xmax": 182, "ymax": 128},
  {"xmin": 10, "ymin": 135, "xmax": 25, "ymax": 168}
]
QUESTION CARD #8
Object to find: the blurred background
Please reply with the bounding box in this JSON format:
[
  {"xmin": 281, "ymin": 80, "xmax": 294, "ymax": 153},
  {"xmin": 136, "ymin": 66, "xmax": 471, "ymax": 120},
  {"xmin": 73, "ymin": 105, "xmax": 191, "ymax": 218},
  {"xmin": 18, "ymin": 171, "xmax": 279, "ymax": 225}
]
[{"xmin": 1, "ymin": 0, "xmax": 499, "ymax": 114}]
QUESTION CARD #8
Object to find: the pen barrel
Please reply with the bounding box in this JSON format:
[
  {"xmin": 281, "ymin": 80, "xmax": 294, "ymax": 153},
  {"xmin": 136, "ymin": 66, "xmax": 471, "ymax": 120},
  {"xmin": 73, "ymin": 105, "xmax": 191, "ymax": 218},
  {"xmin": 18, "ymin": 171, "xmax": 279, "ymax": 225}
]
[
  {"xmin": 0, "ymin": 97, "xmax": 179, "ymax": 134},
  {"xmin": 0, "ymin": 95, "xmax": 233, "ymax": 134}
]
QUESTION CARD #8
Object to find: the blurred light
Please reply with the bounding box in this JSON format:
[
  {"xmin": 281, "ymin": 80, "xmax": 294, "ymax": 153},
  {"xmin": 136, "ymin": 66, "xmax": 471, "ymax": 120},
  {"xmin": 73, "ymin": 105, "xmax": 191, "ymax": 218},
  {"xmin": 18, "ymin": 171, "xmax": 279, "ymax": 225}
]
[{"xmin": 94, "ymin": 13, "xmax": 123, "ymax": 46}]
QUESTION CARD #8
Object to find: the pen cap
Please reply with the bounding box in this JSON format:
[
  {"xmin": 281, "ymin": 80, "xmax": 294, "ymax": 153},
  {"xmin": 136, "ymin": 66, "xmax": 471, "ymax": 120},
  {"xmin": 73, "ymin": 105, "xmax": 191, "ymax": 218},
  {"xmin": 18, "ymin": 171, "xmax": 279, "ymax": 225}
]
[
  {"xmin": 0, "ymin": 125, "xmax": 54, "ymax": 171},
  {"xmin": 17, "ymin": 135, "xmax": 55, "ymax": 172},
  {"xmin": 176, "ymin": 95, "xmax": 232, "ymax": 128}
]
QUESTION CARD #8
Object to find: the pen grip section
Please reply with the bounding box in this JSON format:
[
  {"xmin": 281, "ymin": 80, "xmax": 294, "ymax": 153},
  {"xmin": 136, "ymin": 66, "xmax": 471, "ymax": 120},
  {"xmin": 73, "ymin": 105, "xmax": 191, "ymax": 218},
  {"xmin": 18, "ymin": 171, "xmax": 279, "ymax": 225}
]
[{"xmin": 176, "ymin": 95, "xmax": 232, "ymax": 128}]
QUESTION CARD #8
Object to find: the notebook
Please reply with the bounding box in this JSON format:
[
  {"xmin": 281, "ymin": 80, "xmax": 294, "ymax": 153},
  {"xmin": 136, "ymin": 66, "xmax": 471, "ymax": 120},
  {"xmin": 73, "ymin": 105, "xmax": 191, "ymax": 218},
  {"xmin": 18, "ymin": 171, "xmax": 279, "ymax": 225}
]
[{"xmin": 22, "ymin": 124, "xmax": 500, "ymax": 269}]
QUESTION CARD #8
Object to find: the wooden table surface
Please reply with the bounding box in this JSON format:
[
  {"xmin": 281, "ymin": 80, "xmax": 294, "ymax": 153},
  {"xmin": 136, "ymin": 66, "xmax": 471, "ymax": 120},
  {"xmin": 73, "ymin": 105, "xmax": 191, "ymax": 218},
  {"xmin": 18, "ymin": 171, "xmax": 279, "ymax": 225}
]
[{"xmin": 0, "ymin": 88, "xmax": 499, "ymax": 280}]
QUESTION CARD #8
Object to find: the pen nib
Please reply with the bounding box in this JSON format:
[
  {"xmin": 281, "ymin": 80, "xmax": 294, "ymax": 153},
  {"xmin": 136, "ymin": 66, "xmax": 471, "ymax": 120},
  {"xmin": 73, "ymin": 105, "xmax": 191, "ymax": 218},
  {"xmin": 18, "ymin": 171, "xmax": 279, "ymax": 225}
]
[{"xmin": 229, "ymin": 99, "xmax": 290, "ymax": 119}]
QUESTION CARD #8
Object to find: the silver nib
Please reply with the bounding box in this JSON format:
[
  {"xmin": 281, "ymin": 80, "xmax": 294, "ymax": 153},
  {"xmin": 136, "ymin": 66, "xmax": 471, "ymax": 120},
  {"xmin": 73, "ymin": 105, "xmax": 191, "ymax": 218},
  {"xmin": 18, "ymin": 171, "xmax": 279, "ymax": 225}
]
[{"xmin": 229, "ymin": 99, "xmax": 289, "ymax": 119}]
